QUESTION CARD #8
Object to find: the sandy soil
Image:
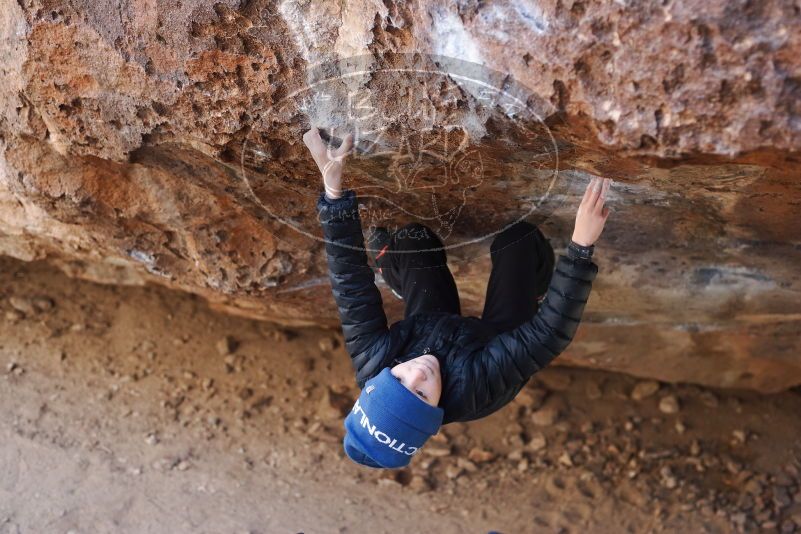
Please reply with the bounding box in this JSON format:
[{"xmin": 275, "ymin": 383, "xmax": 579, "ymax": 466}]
[{"xmin": 1, "ymin": 255, "xmax": 800, "ymax": 534}]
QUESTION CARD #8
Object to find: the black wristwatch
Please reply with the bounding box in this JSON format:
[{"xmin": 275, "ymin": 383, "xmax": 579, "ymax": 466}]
[{"xmin": 567, "ymin": 240, "xmax": 595, "ymax": 261}]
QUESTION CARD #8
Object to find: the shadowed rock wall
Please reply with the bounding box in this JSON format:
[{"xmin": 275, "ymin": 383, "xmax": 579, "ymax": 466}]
[{"xmin": 1, "ymin": 0, "xmax": 800, "ymax": 391}]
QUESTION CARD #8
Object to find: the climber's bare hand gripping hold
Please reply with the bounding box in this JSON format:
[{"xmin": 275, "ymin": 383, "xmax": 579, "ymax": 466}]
[{"xmin": 305, "ymin": 126, "xmax": 611, "ymax": 469}]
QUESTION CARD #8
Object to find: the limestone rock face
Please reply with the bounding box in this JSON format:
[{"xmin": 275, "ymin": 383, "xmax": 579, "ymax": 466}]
[{"xmin": 1, "ymin": 0, "xmax": 800, "ymax": 392}]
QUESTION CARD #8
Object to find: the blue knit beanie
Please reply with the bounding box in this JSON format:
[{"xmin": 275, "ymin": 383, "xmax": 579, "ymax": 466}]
[{"xmin": 343, "ymin": 367, "xmax": 444, "ymax": 469}]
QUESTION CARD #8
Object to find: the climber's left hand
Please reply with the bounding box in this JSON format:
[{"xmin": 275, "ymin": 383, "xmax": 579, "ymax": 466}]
[
  {"xmin": 571, "ymin": 176, "xmax": 612, "ymax": 247},
  {"xmin": 302, "ymin": 127, "xmax": 354, "ymax": 200}
]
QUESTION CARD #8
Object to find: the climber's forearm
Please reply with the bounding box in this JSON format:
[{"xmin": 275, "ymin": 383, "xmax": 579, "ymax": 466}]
[
  {"xmin": 478, "ymin": 253, "xmax": 597, "ymax": 382},
  {"xmin": 316, "ymin": 189, "xmax": 389, "ymax": 359}
]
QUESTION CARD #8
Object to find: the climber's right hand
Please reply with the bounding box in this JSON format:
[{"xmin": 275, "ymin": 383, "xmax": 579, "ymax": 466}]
[
  {"xmin": 302, "ymin": 126, "xmax": 354, "ymax": 200},
  {"xmin": 571, "ymin": 176, "xmax": 611, "ymax": 247}
]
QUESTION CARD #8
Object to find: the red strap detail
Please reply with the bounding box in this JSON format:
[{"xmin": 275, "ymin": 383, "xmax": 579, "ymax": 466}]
[{"xmin": 375, "ymin": 244, "xmax": 389, "ymax": 260}]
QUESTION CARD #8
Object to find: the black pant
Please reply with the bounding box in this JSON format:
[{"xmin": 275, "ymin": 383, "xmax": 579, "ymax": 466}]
[{"xmin": 378, "ymin": 221, "xmax": 555, "ymax": 333}]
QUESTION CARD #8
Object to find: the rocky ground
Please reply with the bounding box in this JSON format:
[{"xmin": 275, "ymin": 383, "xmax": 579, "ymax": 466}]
[{"xmin": 1, "ymin": 254, "xmax": 800, "ymax": 534}]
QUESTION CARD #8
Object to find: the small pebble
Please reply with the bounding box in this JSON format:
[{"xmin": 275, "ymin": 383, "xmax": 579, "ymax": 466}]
[
  {"xmin": 699, "ymin": 391, "xmax": 719, "ymax": 408},
  {"xmin": 216, "ymin": 336, "xmax": 238, "ymax": 356},
  {"xmin": 660, "ymin": 466, "xmax": 678, "ymax": 489},
  {"xmin": 445, "ymin": 464, "xmax": 464, "ymax": 480},
  {"xmin": 624, "ymin": 420, "xmax": 634, "ymax": 431},
  {"xmin": 408, "ymin": 475, "xmax": 430, "ymax": 493},
  {"xmin": 631, "ymin": 380, "xmax": 660, "ymax": 401},
  {"xmin": 531, "ymin": 401, "xmax": 560, "ymax": 426},
  {"xmin": 467, "ymin": 447, "xmax": 496, "ymax": 464},
  {"xmin": 8, "ymin": 296, "xmax": 36, "ymax": 315},
  {"xmin": 514, "ymin": 388, "xmax": 546, "ymax": 409},
  {"xmin": 318, "ymin": 336, "xmax": 338, "ymax": 352},
  {"xmin": 507, "ymin": 449, "xmax": 524, "ymax": 461},
  {"xmin": 4, "ymin": 310, "xmax": 22, "ymax": 322},
  {"xmin": 33, "ymin": 296, "xmax": 55, "ymax": 312},
  {"xmin": 456, "ymin": 458, "xmax": 478, "ymax": 472},
  {"xmin": 423, "ymin": 444, "xmax": 451, "ymax": 457},
  {"xmin": 658, "ymin": 395, "xmax": 680, "ymax": 414},
  {"xmin": 526, "ymin": 433, "xmax": 547, "ymax": 452}
]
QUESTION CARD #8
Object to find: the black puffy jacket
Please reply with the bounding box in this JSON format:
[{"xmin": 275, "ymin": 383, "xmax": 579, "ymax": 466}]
[{"xmin": 317, "ymin": 190, "xmax": 598, "ymax": 424}]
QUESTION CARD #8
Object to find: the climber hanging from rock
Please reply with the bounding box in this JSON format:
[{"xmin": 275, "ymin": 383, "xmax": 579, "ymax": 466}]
[{"xmin": 303, "ymin": 126, "xmax": 612, "ymax": 469}]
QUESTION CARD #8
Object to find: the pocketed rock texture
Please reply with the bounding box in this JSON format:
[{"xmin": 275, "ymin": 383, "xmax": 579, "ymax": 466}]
[{"xmin": 1, "ymin": 0, "xmax": 800, "ymax": 391}]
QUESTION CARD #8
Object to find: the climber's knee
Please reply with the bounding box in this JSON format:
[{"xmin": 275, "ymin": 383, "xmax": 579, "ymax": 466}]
[{"xmin": 490, "ymin": 221, "xmax": 539, "ymax": 255}]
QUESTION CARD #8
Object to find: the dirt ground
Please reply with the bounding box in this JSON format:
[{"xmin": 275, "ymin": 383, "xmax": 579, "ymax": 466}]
[{"xmin": 1, "ymin": 255, "xmax": 800, "ymax": 534}]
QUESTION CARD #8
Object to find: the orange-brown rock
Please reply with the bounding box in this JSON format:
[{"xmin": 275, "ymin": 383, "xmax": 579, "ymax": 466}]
[{"xmin": 1, "ymin": 1, "xmax": 799, "ymax": 392}]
